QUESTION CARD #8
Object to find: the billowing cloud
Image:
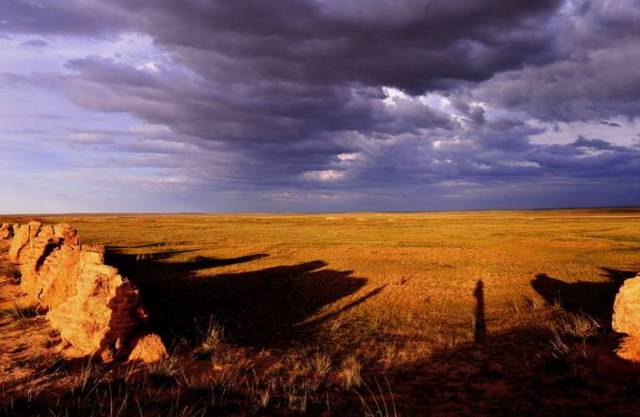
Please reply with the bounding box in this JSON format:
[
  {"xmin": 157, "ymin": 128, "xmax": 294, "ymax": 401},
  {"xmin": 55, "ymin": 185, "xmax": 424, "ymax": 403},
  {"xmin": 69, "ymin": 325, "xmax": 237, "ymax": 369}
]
[{"xmin": 0, "ymin": 0, "xmax": 639, "ymax": 212}]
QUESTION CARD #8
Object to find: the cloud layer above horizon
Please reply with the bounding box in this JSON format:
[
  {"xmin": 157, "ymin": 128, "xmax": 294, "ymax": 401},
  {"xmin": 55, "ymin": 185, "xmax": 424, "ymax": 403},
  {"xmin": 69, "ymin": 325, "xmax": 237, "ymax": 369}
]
[{"xmin": 1, "ymin": 0, "xmax": 640, "ymax": 212}]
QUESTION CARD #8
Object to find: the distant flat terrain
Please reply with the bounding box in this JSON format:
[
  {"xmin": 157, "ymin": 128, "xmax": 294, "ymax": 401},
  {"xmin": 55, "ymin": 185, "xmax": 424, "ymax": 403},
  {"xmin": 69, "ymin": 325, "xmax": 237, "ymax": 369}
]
[{"xmin": 5, "ymin": 208, "xmax": 638, "ymax": 345}]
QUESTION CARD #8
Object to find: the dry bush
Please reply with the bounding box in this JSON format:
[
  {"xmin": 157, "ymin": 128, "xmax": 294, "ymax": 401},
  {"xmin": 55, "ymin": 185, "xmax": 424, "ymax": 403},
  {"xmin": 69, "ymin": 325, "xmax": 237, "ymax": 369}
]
[
  {"xmin": 281, "ymin": 381, "xmax": 311, "ymax": 413},
  {"xmin": 193, "ymin": 317, "xmax": 224, "ymax": 360},
  {"xmin": 310, "ymin": 352, "xmax": 332, "ymax": 380},
  {"xmin": 355, "ymin": 376, "xmax": 397, "ymax": 417},
  {"xmin": 340, "ymin": 355, "xmax": 362, "ymax": 389},
  {"xmin": 0, "ymin": 302, "xmax": 39, "ymax": 329},
  {"xmin": 549, "ymin": 311, "xmax": 600, "ymax": 340},
  {"xmin": 547, "ymin": 328, "xmax": 571, "ymax": 360},
  {"xmin": 148, "ymin": 355, "xmax": 183, "ymax": 384},
  {"xmin": 559, "ymin": 312, "xmax": 600, "ymax": 339},
  {"xmin": 255, "ymin": 385, "xmax": 271, "ymax": 410},
  {"xmin": 0, "ymin": 303, "xmax": 37, "ymax": 320}
]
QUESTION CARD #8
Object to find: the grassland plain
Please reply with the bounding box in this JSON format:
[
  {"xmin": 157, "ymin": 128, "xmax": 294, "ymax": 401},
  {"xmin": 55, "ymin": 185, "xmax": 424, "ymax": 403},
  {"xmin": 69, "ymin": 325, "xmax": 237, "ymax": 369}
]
[{"xmin": 1, "ymin": 208, "xmax": 640, "ymax": 416}]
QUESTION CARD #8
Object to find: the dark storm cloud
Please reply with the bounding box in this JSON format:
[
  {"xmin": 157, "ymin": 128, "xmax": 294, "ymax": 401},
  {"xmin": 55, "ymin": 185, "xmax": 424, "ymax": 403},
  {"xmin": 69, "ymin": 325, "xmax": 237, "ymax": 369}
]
[
  {"xmin": 3, "ymin": 0, "xmax": 640, "ymax": 209},
  {"xmin": 474, "ymin": 41, "xmax": 640, "ymax": 122},
  {"xmin": 118, "ymin": 0, "xmax": 565, "ymax": 93},
  {"xmin": 5, "ymin": 0, "xmax": 566, "ymax": 90},
  {"xmin": 571, "ymin": 136, "xmax": 612, "ymax": 150},
  {"xmin": 472, "ymin": 0, "xmax": 640, "ymax": 122},
  {"xmin": 600, "ymin": 121, "xmax": 622, "ymax": 128},
  {"xmin": 1, "ymin": 0, "xmax": 129, "ymax": 36},
  {"xmin": 42, "ymin": 0, "xmax": 562, "ymax": 186}
]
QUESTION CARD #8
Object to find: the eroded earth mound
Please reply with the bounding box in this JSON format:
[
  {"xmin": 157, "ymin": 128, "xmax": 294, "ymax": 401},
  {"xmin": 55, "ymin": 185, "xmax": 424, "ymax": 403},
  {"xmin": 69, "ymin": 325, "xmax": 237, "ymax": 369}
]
[
  {"xmin": 6, "ymin": 221, "xmax": 166, "ymax": 363},
  {"xmin": 613, "ymin": 274, "xmax": 640, "ymax": 362},
  {"xmin": 0, "ymin": 223, "xmax": 14, "ymax": 240}
]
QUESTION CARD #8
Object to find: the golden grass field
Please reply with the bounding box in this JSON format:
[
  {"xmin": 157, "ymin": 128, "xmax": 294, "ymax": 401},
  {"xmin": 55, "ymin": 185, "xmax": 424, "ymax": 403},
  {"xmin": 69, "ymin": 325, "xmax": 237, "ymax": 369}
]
[{"xmin": 1, "ymin": 208, "xmax": 640, "ymax": 416}]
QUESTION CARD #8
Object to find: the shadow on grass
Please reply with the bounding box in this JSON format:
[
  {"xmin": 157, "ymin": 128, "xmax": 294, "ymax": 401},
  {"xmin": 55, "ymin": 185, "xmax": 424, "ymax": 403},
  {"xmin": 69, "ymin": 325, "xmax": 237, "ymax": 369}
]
[
  {"xmin": 379, "ymin": 326, "xmax": 640, "ymax": 417},
  {"xmin": 531, "ymin": 267, "xmax": 637, "ymax": 323},
  {"xmin": 105, "ymin": 249, "xmax": 371, "ymax": 347},
  {"xmin": 361, "ymin": 271, "xmax": 640, "ymax": 416},
  {"xmin": 473, "ymin": 279, "xmax": 486, "ymax": 343}
]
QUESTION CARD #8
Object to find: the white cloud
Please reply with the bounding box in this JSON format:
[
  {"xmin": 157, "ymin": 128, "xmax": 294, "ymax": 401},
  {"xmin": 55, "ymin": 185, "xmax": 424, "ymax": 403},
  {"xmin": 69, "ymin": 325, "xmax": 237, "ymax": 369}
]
[
  {"xmin": 301, "ymin": 169, "xmax": 348, "ymax": 182},
  {"xmin": 337, "ymin": 152, "xmax": 364, "ymax": 163}
]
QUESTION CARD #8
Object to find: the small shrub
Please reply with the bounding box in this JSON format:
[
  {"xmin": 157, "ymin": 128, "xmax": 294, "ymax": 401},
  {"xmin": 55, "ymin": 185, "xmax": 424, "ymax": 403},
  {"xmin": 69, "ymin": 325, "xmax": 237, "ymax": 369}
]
[
  {"xmin": 340, "ymin": 355, "xmax": 362, "ymax": 389},
  {"xmin": 283, "ymin": 384, "xmax": 310, "ymax": 413},
  {"xmin": 355, "ymin": 376, "xmax": 397, "ymax": 417},
  {"xmin": 548, "ymin": 328, "xmax": 570, "ymax": 360},
  {"xmin": 557, "ymin": 312, "xmax": 600, "ymax": 339},
  {"xmin": 255, "ymin": 386, "xmax": 271, "ymax": 410},
  {"xmin": 0, "ymin": 303, "xmax": 39, "ymax": 328},
  {"xmin": 70, "ymin": 357, "xmax": 106, "ymax": 403},
  {"xmin": 123, "ymin": 361, "xmax": 142, "ymax": 384},
  {"xmin": 148, "ymin": 356, "xmax": 182, "ymax": 384},
  {"xmin": 383, "ymin": 345, "xmax": 397, "ymax": 367},
  {"xmin": 310, "ymin": 353, "xmax": 332, "ymax": 380},
  {"xmin": 194, "ymin": 318, "xmax": 224, "ymax": 360}
]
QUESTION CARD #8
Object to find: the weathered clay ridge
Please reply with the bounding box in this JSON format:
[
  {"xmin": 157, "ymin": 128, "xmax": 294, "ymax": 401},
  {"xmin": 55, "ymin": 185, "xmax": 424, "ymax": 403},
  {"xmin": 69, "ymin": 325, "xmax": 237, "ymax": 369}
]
[
  {"xmin": 0, "ymin": 223, "xmax": 15, "ymax": 240},
  {"xmin": 2, "ymin": 221, "xmax": 167, "ymax": 363},
  {"xmin": 613, "ymin": 273, "xmax": 640, "ymax": 363}
]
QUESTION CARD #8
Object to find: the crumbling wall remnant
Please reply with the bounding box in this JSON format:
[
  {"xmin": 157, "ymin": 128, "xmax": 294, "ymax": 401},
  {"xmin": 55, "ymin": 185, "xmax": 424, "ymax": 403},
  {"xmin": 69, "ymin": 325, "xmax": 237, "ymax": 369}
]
[
  {"xmin": 6, "ymin": 221, "xmax": 167, "ymax": 363},
  {"xmin": 613, "ymin": 274, "xmax": 640, "ymax": 363},
  {"xmin": 0, "ymin": 223, "xmax": 13, "ymax": 240}
]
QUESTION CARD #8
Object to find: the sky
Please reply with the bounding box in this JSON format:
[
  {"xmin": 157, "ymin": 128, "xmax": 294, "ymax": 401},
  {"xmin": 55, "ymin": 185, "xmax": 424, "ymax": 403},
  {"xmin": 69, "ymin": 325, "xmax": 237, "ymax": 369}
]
[{"xmin": 1, "ymin": 0, "xmax": 640, "ymax": 213}]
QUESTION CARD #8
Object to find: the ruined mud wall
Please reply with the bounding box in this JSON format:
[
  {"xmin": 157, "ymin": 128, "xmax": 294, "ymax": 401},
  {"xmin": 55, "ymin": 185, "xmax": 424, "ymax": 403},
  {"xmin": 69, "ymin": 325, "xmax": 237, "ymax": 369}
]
[
  {"xmin": 0, "ymin": 223, "xmax": 15, "ymax": 240},
  {"xmin": 2, "ymin": 221, "xmax": 167, "ymax": 363},
  {"xmin": 613, "ymin": 274, "xmax": 640, "ymax": 362}
]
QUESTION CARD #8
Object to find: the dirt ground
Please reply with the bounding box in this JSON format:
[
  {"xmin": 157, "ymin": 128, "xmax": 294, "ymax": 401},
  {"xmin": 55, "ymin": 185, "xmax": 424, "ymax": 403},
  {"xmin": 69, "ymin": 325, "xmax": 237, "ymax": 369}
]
[{"xmin": 1, "ymin": 208, "xmax": 640, "ymax": 416}]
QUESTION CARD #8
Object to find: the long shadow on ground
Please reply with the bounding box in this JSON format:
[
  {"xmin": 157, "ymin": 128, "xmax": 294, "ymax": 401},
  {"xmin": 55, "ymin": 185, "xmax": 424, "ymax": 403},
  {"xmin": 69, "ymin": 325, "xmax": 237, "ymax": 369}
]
[
  {"xmin": 380, "ymin": 327, "xmax": 640, "ymax": 417},
  {"xmin": 105, "ymin": 249, "xmax": 371, "ymax": 348},
  {"xmin": 531, "ymin": 267, "xmax": 637, "ymax": 323},
  {"xmin": 365, "ymin": 269, "xmax": 640, "ymax": 417}
]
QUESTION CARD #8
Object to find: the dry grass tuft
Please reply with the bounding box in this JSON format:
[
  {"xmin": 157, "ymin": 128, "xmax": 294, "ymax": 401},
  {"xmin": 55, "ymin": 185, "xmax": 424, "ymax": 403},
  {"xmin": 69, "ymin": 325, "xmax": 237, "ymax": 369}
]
[
  {"xmin": 148, "ymin": 355, "xmax": 183, "ymax": 384},
  {"xmin": 193, "ymin": 317, "xmax": 224, "ymax": 360},
  {"xmin": 547, "ymin": 328, "xmax": 571, "ymax": 360},
  {"xmin": 355, "ymin": 375, "xmax": 397, "ymax": 417},
  {"xmin": 548, "ymin": 311, "xmax": 601, "ymax": 341},
  {"xmin": 309, "ymin": 352, "xmax": 332, "ymax": 380},
  {"xmin": 0, "ymin": 302, "xmax": 39, "ymax": 329},
  {"xmin": 340, "ymin": 355, "xmax": 362, "ymax": 389}
]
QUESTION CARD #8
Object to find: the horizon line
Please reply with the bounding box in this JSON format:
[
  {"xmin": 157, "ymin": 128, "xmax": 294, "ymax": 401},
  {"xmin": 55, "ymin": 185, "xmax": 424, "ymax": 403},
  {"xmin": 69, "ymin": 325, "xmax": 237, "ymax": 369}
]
[{"xmin": 2, "ymin": 204, "xmax": 640, "ymax": 217}]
